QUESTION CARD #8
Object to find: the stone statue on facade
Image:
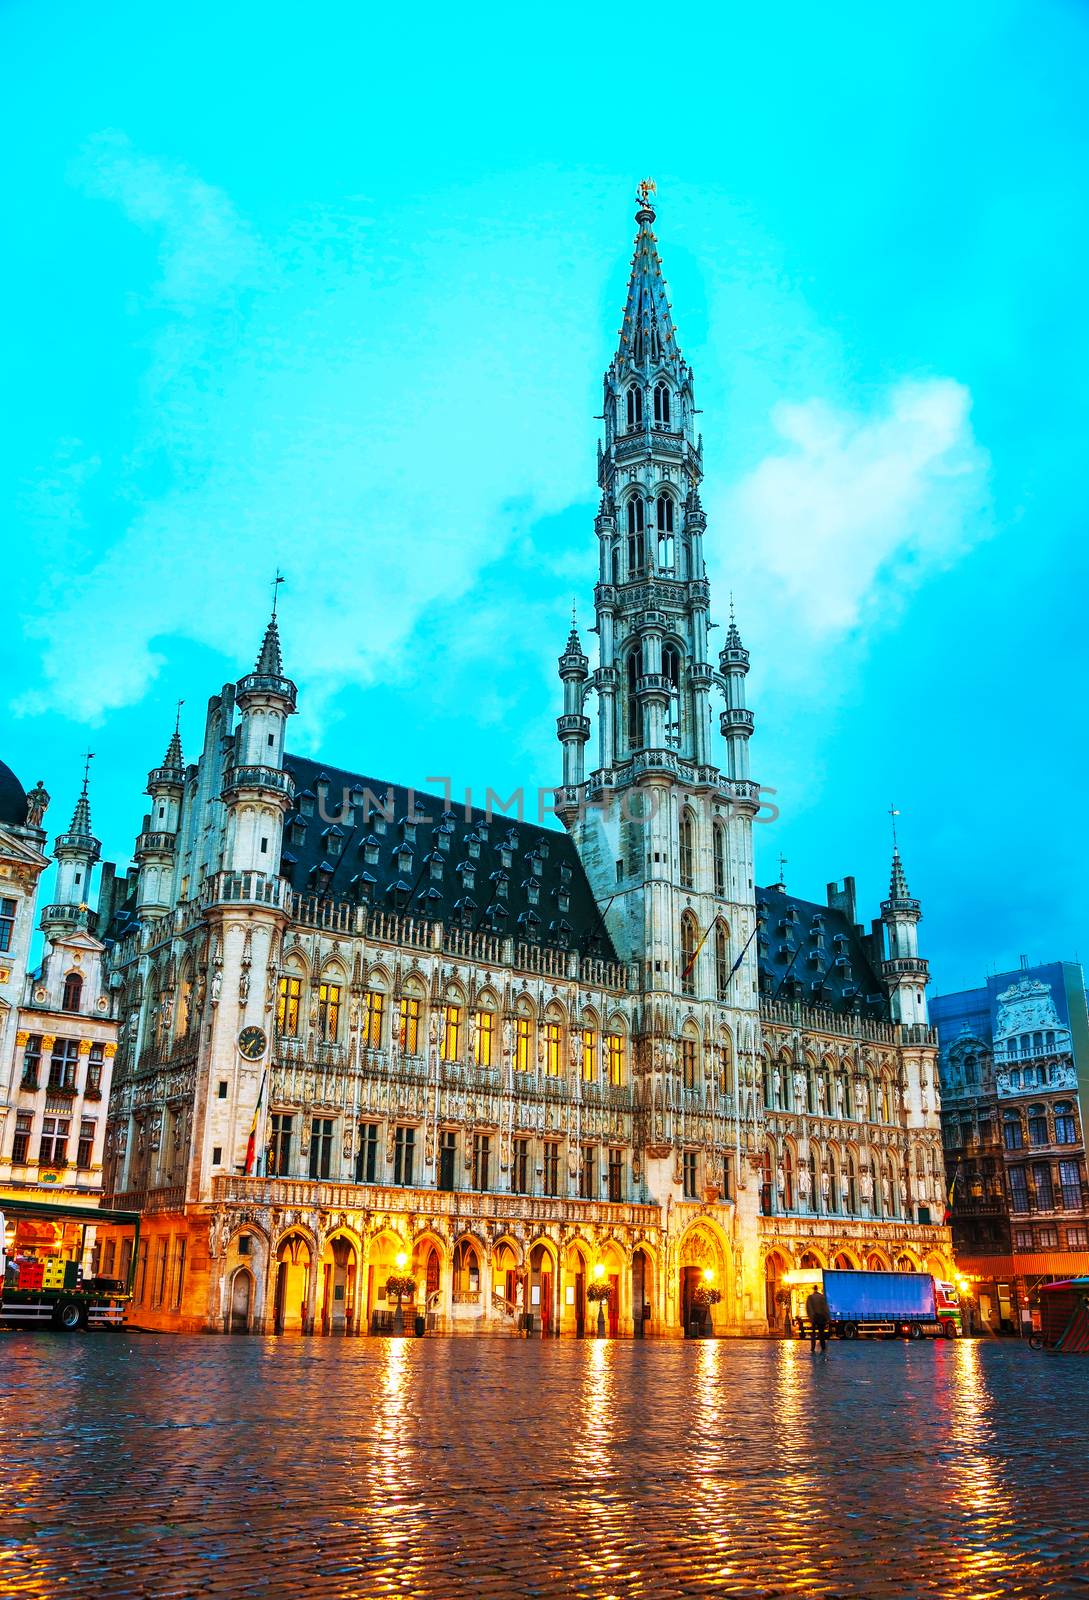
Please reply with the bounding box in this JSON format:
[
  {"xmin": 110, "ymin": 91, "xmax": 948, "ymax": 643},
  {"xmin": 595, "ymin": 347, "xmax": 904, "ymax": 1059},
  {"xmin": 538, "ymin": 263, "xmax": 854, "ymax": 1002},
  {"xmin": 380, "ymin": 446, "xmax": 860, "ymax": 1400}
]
[{"xmin": 26, "ymin": 780, "xmax": 50, "ymax": 827}]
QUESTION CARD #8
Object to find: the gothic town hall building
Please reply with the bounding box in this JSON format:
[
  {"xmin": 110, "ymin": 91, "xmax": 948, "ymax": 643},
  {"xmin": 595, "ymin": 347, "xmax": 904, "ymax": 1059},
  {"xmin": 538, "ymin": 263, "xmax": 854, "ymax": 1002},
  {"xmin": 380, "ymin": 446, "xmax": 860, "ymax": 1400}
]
[{"xmin": 94, "ymin": 191, "xmax": 953, "ymax": 1334}]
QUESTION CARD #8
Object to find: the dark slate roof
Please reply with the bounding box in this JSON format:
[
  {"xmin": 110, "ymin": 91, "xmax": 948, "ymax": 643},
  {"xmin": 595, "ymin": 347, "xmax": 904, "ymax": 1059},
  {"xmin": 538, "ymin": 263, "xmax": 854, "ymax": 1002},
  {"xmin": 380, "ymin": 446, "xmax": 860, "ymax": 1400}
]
[
  {"xmin": 755, "ymin": 886, "xmax": 890, "ymax": 1019},
  {"xmin": 0, "ymin": 759, "xmax": 28, "ymax": 828},
  {"xmin": 281, "ymin": 755, "xmax": 617, "ymax": 959}
]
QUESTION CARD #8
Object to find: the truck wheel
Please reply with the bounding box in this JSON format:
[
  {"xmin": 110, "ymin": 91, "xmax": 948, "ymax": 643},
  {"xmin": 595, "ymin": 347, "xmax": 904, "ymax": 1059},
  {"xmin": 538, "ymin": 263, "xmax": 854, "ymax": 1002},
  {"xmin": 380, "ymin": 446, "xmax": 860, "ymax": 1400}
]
[
  {"xmin": 52, "ymin": 1299, "xmax": 85, "ymax": 1332},
  {"xmin": 941, "ymin": 1322, "xmax": 955, "ymax": 1339},
  {"xmin": 908, "ymin": 1323, "xmax": 923, "ymax": 1341},
  {"xmin": 842, "ymin": 1322, "xmax": 858, "ymax": 1340}
]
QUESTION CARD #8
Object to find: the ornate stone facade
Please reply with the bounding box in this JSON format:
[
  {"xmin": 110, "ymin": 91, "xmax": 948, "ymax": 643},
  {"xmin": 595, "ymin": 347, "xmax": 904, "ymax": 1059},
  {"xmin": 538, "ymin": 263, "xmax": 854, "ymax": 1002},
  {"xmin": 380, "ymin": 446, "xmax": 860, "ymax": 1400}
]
[{"xmin": 96, "ymin": 189, "xmax": 952, "ymax": 1334}]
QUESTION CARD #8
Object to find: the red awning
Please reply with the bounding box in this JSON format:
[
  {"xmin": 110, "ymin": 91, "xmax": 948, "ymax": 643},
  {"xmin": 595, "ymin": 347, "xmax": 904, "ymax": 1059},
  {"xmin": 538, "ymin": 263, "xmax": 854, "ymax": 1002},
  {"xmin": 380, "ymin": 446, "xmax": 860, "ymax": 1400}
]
[{"xmin": 956, "ymin": 1251, "xmax": 1089, "ymax": 1279}]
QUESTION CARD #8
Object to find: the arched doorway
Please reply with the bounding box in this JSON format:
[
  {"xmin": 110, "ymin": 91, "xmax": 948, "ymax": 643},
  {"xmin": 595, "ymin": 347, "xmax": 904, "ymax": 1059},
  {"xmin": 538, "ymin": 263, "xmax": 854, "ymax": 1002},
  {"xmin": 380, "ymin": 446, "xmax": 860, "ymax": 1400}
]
[
  {"xmin": 680, "ymin": 1224, "xmax": 726, "ymax": 1337},
  {"xmin": 274, "ymin": 1232, "xmax": 313, "ymax": 1334},
  {"xmin": 764, "ymin": 1249, "xmax": 789, "ymax": 1333},
  {"xmin": 563, "ymin": 1241, "xmax": 590, "ymax": 1338},
  {"xmin": 318, "ymin": 1233, "xmax": 359, "ymax": 1335},
  {"xmin": 527, "ymin": 1241, "xmax": 556, "ymax": 1336},
  {"xmin": 832, "ymin": 1250, "xmax": 858, "ymax": 1270},
  {"xmin": 632, "ymin": 1246, "xmax": 654, "ymax": 1337},
  {"xmin": 229, "ymin": 1267, "xmax": 253, "ymax": 1333},
  {"xmin": 365, "ymin": 1231, "xmax": 409, "ymax": 1334}
]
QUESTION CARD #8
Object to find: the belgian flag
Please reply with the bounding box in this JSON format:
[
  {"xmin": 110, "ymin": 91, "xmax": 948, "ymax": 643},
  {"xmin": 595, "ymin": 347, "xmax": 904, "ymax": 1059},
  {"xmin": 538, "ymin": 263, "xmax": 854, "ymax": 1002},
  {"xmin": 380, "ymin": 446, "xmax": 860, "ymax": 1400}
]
[{"xmin": 244, "ymin": 1072, "xmax": 266, "ymax": 1176}]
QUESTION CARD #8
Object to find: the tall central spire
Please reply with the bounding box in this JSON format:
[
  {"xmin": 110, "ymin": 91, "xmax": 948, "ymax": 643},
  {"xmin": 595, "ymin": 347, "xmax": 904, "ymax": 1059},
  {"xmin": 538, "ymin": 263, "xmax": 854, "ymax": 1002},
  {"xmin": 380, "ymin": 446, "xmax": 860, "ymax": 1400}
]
[{"xmin": 616, "ymin": 181, "xmax": 683, "ymax": 373}]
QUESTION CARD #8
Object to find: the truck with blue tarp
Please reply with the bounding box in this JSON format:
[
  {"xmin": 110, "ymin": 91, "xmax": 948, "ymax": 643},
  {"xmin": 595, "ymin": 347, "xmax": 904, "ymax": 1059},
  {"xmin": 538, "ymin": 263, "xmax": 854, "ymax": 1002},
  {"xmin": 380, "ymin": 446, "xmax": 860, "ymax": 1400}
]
[{"xmin": 785, "ymin": 1268, "xmax": 961, "ymax": 1340}]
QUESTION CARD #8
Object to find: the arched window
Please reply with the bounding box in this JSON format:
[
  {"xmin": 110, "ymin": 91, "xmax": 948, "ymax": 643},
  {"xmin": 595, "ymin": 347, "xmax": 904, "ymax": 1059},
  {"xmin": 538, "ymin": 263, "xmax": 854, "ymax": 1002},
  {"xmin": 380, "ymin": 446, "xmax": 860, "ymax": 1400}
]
[
  {"xmin": 626, "ymin": 645, "xmax": 643, "ymax": 751},
  {"xmin": 715, "ymin": 921, "xmax": 730, "ymax": 1001},
  {"xmin": 680, "ymin": 1026, "xmax": 700, "ymax": 1090},
  {"xmin": 680, "ymin": 911, "xmax": 697, "ymax": 997},
  {"xmin": 845, "ymin": 1153, "xmax": 858, "ymax": 1215},
  {"xmin": 656, "ymin": 495, "xmax": 675, "ymax": 571},
  {"xmin": 826, "ymin": 1150, "xmax": 839, "ymax": 1214},
  {"xmin": 626, "ymin": 498, "xmax": 645, "ymax": 574},
  {"xmin": 717, "ymin": 1031, "xmax": 734, "ymax": 1097},
  {"xmin": 679, "ymin": 807, "xmax": 696, "ymax": 888},
  {"xmin": 663, "ymin": 644, "xmax": 681, "ymax": 748},
  {"xmin": 62, "ymin": 972, "xmax": 83, "ymax": 1013},
  {"xmin": 881, "ymin": 1076, "xmax": 892, "ymax": 1123},
  {"xmin": 610, "ymin": 543, "xmax": 620, "ymax": 586},
  {"xmin": 870, "ymin": 1158, "xmax": 881, "ymax": 1216},
  {"xmin": 783, "ymin": 1145, "xmax": 795, "ymax": 1211},
  {"xmin": 808, "ymin": 1149, "xmax": 820, "ymax": 1214},
  {"xmin": 653, "ymin": 382, "xmax": 670, "ymax": 426},
  {"xmin": 712, "ymin": 820, "xmax": 727, "ymax": 897},
  {"xmin": 626, "ymin": 383, "xmax": 643, "ymax": 430},
  {"xmin": 760, "ymin": 1143, "xmax": 774, "ymax": 1215}
]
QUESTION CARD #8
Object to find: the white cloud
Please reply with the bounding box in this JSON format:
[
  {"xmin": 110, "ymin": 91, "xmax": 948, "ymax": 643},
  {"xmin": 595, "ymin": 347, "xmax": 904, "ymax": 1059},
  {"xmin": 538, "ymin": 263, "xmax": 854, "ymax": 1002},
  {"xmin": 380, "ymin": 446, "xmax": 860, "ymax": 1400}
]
[{"xmin": 716, "ymin": 378, "xmax": 989, "ymax": 650}]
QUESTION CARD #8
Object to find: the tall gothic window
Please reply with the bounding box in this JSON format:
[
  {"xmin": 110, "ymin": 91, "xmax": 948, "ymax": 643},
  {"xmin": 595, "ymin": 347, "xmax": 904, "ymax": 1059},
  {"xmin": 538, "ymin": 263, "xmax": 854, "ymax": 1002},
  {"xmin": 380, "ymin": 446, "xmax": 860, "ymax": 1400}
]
[
  {"xmin": 679, "ymin": 807, "xmax": 696, "ymax": 888},
  {"xmin": 713, "ymin": 820, "xmax": 727, "ymax": 897},
  {"xmin": 653, "ymin": 382, "xmax": 670, "ymax": 426},
  {"xmin": 626, "ymin": 498, "xmax": 645, "ymax": 575},
  {"xmin": 680, "ymin": 911, "xmax": 698, "ymax": 997},
  {"xmin": 626, "ymin": 646, "xmax": 643, "ymax": 752},
  {"xmin": 715, "ymin": 920, "xmax": 730, "ymax": 1000},
  {"xmin": 656, "ymin": 494, "xmax": 674, "ymax": 569},
  {"xmin": 626, "ymin": 383, "xmax": 643, "ymax": 430},
  {"xmin": 663, "ymin": 644, "xmax": 681, "ymax": 749}
]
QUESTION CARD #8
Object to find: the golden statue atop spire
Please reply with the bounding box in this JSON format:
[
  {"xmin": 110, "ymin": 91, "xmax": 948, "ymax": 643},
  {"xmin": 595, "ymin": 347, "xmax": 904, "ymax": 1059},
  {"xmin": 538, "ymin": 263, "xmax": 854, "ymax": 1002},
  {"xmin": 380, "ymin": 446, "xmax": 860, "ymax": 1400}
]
[{"xmin": 636, "ymin": 177, "xmax": 657, "ymax": 209}]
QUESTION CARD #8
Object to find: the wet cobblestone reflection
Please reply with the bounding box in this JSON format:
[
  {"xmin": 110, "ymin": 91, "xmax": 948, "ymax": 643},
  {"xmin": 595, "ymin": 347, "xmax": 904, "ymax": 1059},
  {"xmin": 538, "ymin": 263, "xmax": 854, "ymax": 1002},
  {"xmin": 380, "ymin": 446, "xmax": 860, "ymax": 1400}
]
[{"xmin": 1, "ymin": 1335, "xmax": 1087, "ymax": 1598}]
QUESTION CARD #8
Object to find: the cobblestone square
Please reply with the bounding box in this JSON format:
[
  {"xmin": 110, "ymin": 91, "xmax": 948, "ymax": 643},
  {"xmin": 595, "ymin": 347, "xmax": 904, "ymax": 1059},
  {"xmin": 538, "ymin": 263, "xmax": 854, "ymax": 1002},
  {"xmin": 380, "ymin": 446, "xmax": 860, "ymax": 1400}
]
[{"xmin": 2, "ymin": 1335, "xmax": 1087, "ymax": 1599}]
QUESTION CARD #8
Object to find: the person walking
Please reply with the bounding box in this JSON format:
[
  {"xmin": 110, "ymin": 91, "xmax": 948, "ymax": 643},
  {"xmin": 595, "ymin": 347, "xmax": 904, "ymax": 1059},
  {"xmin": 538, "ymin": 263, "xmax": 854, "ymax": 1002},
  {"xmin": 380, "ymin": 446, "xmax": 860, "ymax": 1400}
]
[{"xmin": 806, "ymin": 1286, "xmax": 831, "ymax": 1353}]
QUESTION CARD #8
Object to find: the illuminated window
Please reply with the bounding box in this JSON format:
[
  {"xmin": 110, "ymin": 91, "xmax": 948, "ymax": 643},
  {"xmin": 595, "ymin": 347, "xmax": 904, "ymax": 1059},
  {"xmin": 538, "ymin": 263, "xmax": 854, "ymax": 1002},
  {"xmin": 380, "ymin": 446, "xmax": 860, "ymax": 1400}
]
[
  {"xmin": 398, "ymin": 996, "xmax": 421, "ymax": 1056},
  {"xmin": 474, "ymin": 1009, "xmax": 495, "ymax": 1066},
  {"xmin": 681, "ymin": 1036, "xmax": 699, "ymax": 1090},
  {"xmin": 441, "ymin": 1005, "xmax": 463, "ymax": 1062},
  {"xmin": 581, "ymin": 1029, "xmax": 598, "ymax": 1082},
  {"xmin": 317, "ymin": 983, "xmax": 341, "ymax": 1041},
  {"xmin": 543, "ymin": 1140, "xmax": 560, "ymax": 1196},
  {"xmin": 683, "ymin": 1150, "xmax": 697, "ymax": 1198},
  {"xmin": 363, "ymin": 990, "xmax": 385, "ymax": 1049},
  {"xmin": 544, "ymin": 1021, "xmax": 563, "ymax": 1077},
  {"xmin": 515, "ymin": 1016, "xmax": 532, "ymax": 1072},
  {"xmin": 605, "ymin": 1032, "xmax": 624, "ymax": 1087},
  {"xmin": 277, "ymin": 976, "xmax": 302, "ymax": 1037}
]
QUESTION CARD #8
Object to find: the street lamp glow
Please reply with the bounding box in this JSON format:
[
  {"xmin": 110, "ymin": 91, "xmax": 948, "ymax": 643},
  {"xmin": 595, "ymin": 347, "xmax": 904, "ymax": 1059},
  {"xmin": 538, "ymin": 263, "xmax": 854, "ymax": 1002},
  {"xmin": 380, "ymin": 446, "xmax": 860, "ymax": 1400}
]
[
  {"xmin": 593, "ymin": 1262, "xmax": 605, "ymax": 1280},
  {"xmin": 703, "ymin": 1267, "xmax": 714, "ymax": 1283},
  {"xmin": 395, "ymin": 1251, "xmax": 408, "ymax": 1271}
]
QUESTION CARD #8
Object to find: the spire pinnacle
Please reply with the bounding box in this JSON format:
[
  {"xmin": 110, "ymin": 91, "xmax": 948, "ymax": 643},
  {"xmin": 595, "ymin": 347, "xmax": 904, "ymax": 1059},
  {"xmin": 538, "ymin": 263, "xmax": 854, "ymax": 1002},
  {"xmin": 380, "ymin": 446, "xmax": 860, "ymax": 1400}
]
[
  {"xmin": 616, "ymin": 180, "xmax": 682, "ymax": 370},
  {"xmin": 889, "ymin": 846, "xmax": 910, "ymax": 901},
  {"xmin": 67, "ymin": 752, "xmax": 96, "ymax": 839},
  {"xmin": 163, "ymin": 700, "xmax": 185, "ymax": 770},
  {"xmin": 255, "ymin": 609, "xmax": 284, "ymax": 676}
]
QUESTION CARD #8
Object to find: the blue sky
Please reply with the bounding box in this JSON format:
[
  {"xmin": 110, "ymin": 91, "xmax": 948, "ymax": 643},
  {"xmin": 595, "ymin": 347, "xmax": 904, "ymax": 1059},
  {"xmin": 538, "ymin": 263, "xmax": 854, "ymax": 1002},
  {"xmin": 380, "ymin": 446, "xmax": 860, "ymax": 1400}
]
[{"xmin": 2, "ymin": 0, "xmax": 1086, "ymax": 992}]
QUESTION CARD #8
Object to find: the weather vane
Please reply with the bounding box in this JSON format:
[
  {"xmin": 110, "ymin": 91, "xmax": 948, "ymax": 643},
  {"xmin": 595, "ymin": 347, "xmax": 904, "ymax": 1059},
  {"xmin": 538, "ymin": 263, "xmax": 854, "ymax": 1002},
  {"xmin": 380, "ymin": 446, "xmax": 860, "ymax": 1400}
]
[
  {"xmin": 271, "ymin": 567, "xmax": 285, "ymax": 614},
  {"xmin": 637, "ymin": 177, "xmax": 656, "ymax": 208},
  {"xmin": 888, "ymin": 803, "xmax": 900, "ymax": 849}
]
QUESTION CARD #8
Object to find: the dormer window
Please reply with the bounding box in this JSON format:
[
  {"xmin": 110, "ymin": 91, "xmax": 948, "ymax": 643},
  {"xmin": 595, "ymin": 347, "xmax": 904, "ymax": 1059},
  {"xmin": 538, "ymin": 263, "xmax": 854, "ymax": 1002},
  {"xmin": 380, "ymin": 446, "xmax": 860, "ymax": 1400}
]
[
  {"xmin": 468, "ymin": 837, "xmax": 481, "ymax": 860},
  {"xmin": 437, "ymin": 829, "xmax": 451, "ymax": 852},
  {"xmin": 558, "ymin": 892, "xmax": 570, "ymax": 914},
  {"xmin": 370, "ymin": 811, "xmax": 388, "ymax": 836},
  {"xmin": 458, "ymin": 863, "xmax": 475, "ymax": 891},
  {"xmin": 559, "ymin": 864, "xmax": 571, "ymax": 886},
  {"xmin": 524, "ymin": 880, "xmax": 540, "ymax": 906},
  {"xmin": 499, "ymin": 847, "xmax": 513, "ymax": 870},
  {"xmin": 396, "ymin": 845, "xmax": 413, "ymax": 873},
  {"xmin": 400, "ymin": 818, "xmax": 416, "ymax": 844},
  {"xmin": 528, "ymin": 854, "xmax": 543, "ymax": 878},
  {"xmin": 492, "ymin": 871, "xmax": 509, "ymax": 900},
  {"xmin": 363, "ymin": 837, "xmax": 380, "ymax": 865},
  {"xmin": 428, "ymin": 854, "xmax": 444, "ymax": 882},
  {"xmin": 298, "ymin": 791, "xmax": 316, "ymax": 818}
]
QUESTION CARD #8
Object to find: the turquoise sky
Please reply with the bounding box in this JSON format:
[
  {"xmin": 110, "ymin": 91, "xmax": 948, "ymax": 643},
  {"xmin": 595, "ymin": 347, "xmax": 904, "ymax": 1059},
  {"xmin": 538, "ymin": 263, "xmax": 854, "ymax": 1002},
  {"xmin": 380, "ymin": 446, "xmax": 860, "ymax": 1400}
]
[{"xmin": 2, "ymin": 0, "xmax": 1086, "ymax": 991}]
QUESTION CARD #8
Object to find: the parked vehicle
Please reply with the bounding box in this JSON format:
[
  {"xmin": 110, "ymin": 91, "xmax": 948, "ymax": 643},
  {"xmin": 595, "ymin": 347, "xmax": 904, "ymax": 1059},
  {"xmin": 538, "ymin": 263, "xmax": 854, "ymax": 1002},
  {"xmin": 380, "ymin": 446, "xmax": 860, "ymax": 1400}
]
[
  {"xmin": 1, "ymin": 1199, "xmax": 140, "ymax": 1331},
  {"xmin": 785, "ymin": 1268, "xmax": 962, "ymax": 1340},
  {"xmin": 1030, "ymin": 1278, "xmax": 1089, "ymax": 1354}
]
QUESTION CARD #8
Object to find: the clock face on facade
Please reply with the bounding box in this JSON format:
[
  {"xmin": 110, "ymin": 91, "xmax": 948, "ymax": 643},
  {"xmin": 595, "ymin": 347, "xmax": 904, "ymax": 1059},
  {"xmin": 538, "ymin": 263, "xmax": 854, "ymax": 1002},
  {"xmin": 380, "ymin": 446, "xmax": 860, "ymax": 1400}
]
[{"xmin": 237, "ymin": 1025, "xmax": 268, "ymax": 1061}]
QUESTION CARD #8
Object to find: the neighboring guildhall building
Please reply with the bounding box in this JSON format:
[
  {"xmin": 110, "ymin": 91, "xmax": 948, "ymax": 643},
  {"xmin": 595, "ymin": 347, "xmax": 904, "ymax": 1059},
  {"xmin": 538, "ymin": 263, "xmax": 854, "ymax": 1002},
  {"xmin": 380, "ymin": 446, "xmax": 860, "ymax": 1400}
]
[
  {"xmin": 933, "ymin": 960, "xmax": 1089, "ymax": 1332},
  {"xmin": 91, "ymin": 187, "xmax": 953, "ymax": 1337},
  {"xmin": 0, "ymin": 759, "xmax": 118, "ymax": 1213}
]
